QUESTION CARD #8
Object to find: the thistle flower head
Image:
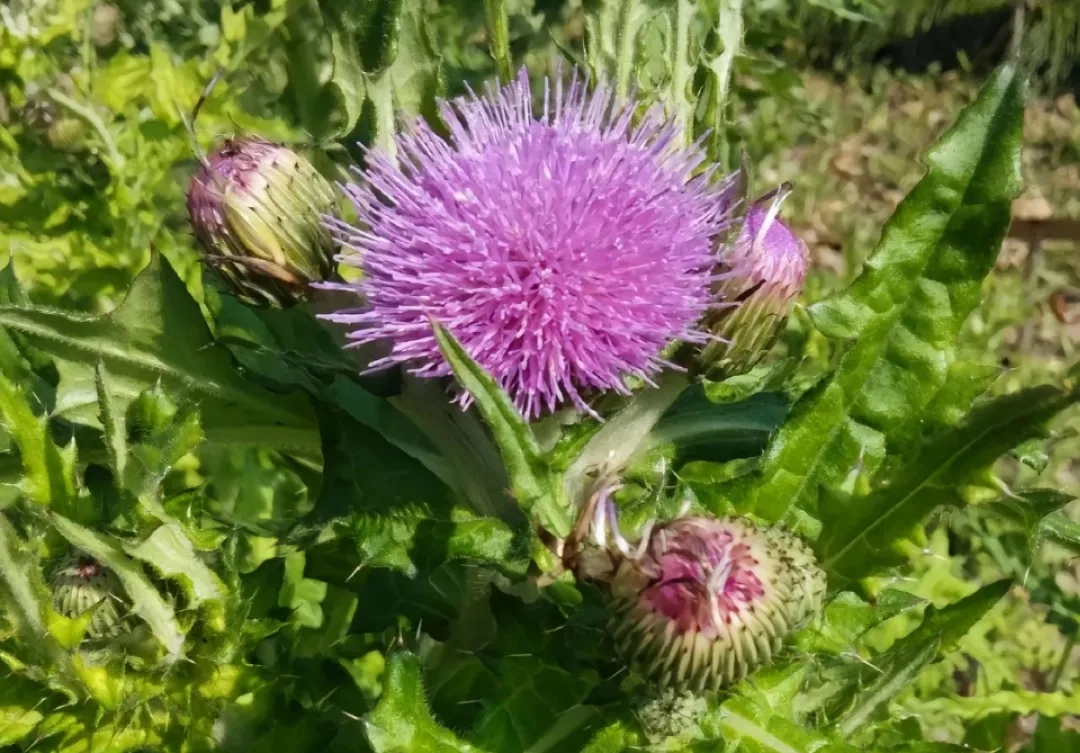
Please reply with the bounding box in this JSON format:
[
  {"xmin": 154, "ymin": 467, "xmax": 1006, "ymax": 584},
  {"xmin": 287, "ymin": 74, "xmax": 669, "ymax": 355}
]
[
  {"xmin": 568, "ymin": 489, "xmax": 825, "ymax": 692},
  {"xmin": 699, "ymin": 186, "xmax": 808, "ymax": 376},
  {"xmin": 50, "ymin": 551, "xmax": 127, "ymax": 639},
  {"xmin": 324, "ymin": 70, "xmax": 741, "ymax": 419},
  {"xmin": 187, "ymin": 137, "xmax": 338, "ymax": 307}
]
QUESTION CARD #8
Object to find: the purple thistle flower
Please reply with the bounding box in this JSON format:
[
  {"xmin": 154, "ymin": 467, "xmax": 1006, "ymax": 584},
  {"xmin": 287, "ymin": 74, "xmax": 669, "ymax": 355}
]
[{"xmin": 323, "ymin": 70, "xmax": 741, "ymax": 419}]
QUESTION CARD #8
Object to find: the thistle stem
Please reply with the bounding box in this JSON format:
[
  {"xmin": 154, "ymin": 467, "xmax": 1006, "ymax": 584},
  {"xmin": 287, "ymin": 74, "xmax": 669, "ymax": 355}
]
[
  {"xmin": 484, "ymin": 0, "xmax": 514, "ymax": 84},
  {"xmin": 563, "ymin": 371, "xmax": 690, "ymax": 509}
]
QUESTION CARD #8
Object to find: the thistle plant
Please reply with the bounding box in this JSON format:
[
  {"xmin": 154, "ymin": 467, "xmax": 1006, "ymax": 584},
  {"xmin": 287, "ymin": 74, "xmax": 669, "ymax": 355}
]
[
  {"xmin": 187, "ymin": 137, "xmax": 338, "ymax": 307},
  {"xmin": 0, "ymin": 1, "xmax": 1073, "ymax": 752}
]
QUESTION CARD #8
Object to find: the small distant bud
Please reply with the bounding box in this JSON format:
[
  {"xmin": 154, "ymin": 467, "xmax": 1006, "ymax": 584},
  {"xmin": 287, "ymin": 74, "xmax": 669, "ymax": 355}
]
[
  {"xmin": 700, "ymin": 185, "xmax": 808, "ymax": 377},
  {"xmin": 20, "ymin": 97, "xmax": 56, "ymax": 136},
  {"xmin": 50, "ymin": 552, "xmax": 127, "ymax": 640},
  {"xmin": 187, "ymin": 137, "xmax": 339, "ymax": 307},
  {"xmin": 91, "ymin": 3, "xmax": 121, "ymax": 48},
  {"xmin": 47, "ymin": 117, "xmax": 86, "ymax": 151}
]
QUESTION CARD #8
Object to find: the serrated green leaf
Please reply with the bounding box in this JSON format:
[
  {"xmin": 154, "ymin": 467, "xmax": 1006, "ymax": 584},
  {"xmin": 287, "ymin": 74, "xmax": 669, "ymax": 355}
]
[
  {"xmin": 818, "ymin": 386, "xmax": 1076, "ymax": 589},
  {"xmin": 0, "ymin": 513, "xmax": 79, "ymax": 697},
  {"xmin": 837, "ymin": 636, "xmax": 941, "ymax": 736},
  {"xmin": 431, "ymin": 322, "xmax": 568, "ymax": 537},
  {"xmin": 732, "ymin": 63, "xmax": 1024, "ymax": 523},
  {"xmin": 124, "ymin": 522, "xmax": 221, "ymax": 608},
  {"xmin": 818, "ymin": 581, "xmax": 1009, "ymax": 732},
  {"xmin": 46, "ymin": 512, "xmax": 185, "ymax": 659},
  {"xmin": 1037, "ymin": 511, "xmax": 1080, "ymax": 556},
  {"xmin": 472, "ymin": 656, "xmax": 599, "ymax": 753},
  {"xmin": 0, "ymin": 371, "xmax": 78, "ymax": 518},
  {"xmin": 0, "ymin": 255, "xmax": 318, "ymax": 454},
  {"xmin": 364, "ymin": 651, "xmax": 485, "ymax": 753},
  {"xmin": 711, "ymin": 695, "xmax": 855, "ymax": 753}
]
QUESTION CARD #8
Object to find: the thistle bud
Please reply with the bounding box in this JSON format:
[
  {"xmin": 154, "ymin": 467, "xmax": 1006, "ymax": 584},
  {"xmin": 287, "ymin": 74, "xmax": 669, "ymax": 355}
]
[
  {"xmin": 186, "ymin": 137, "xmax": 338, "ymax": 307},
  {"xmin": 567, "ymin": 492, "xmax": 825, "ymax": 692},
  {"xmin": 50, "ymin": 552, "xmax": 126, "ymax": 640},
  {"xmin": 47, "ymin": 118, "xmax": 86, "ymax": 151},
  {"xmin": 700, "ymin": 185, "xmax": 808, "ymax": 377}
]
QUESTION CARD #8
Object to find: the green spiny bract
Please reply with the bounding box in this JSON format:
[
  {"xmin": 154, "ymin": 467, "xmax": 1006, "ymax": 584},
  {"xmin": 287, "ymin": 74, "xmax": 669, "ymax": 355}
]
[{"xmin": 186, "ymin": 137, "xmax": 338, "ymax": 307}]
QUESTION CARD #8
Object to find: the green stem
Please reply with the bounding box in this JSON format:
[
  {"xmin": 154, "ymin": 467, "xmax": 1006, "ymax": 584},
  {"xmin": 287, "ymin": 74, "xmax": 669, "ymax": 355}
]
[
  {"xmin": 1051, "ymin": 635, "xmax": 1077, "ymax": 690},
  {"xmin": 670, "ymin": 0, "xmax": 696, "ymax": 145},
  {"xmin": 614, "ymin": 0, "xmax": 645, "ymax": 103},
  {"xmin": 704, "ymin": 0, "xmax": 743, "ymax": 168},
  {"xmin": 562, "ymin": 371, "xmax": 690, "ymax": 509},
  {"xmin": 483, "ymin": 0, "xmax": 514, "ymax": 84}
]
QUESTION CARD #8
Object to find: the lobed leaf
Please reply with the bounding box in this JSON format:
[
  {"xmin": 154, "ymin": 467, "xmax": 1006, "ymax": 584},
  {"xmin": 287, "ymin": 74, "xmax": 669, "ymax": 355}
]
[
  {"xmin": 828, "ymin": 581, "xmax": 1010, "ymax": 734},
  {"xmin": 818, "ymin": 386, "xmax": 1076, "ymax": 589},
  {"xmin": 364, "ymin": 651, "xmax": 486, "ymax": 753},
  {"xmin": 722, "ymin": 63, "xmax": 1025, "ymax": 523},
  {"xmin": 0, "ymin": 254, "xmax": 319, "ymax": 454}
]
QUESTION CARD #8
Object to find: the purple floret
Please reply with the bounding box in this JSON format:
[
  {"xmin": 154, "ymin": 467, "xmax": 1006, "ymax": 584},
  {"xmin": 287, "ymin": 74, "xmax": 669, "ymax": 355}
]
[{"xmin": 324, "ymin": 70, "xmax": 741, "ymax": 419}]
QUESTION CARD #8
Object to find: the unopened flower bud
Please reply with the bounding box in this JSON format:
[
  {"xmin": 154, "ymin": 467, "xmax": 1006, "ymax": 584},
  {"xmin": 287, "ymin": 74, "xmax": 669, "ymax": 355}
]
[
  {"xmin": 568, "ymin": 493, "xmax": 825, "ymax": 692},
  {"xmin": 187, "ymin": 137, "xmax": 338, "ymax": 307},
  {"xmin": 50, "ymin": 552, "xmax": 127, "ymax": 639},
  {"xmin": 47, "ymin": 117, "xmax": 86, "ymax": 151},
  {"xmin": 699, "ymin": 185, "xmax": 808, "ymax": 377}
]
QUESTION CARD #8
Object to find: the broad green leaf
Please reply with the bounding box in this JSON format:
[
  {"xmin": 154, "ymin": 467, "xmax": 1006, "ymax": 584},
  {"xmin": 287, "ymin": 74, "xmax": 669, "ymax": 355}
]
[
  {"xmin": 316, "ymin": 405, "xmax": 527, "ymax": 576},
  {"xmin": 124, "ymin": 522, "xmax": 222, "ymax": 608},
  {"xmin": 818, "ymin": 386, "xmax": 1076, "ymax": 589},
  {"xmin": 0, "ymin": 370, "xmax": 78, "ymax": 518},
  {"xmin": 0, "ymin": 672, "xmax": 55, "ymax": 746},
  {"xmin": 472, "ymin": 656, "xmax": 600, "ymax": 753},
  {"xmin": 215, "ymin": 297, "xmax": 456, "ymax": 501},
  {"xmin": 432, "ymin": 322, "xmax": 569, "ymax": 537},
  {"xmin": 364, "ymin": 651, "xmax": 485, "ymax": 753},
  {"xmin": 728, "ymin": 63, "xmax": 1024, "ymax": 523},
  {"xmin": 710, "ymin": 695, "xmax": 855, "ymax": 753},
  {"xmin": 1037, "ymin": 510, "xmax": 1080, "ymax": 556},
  {"xmin": 46, "ymin": 512, "xmax": 185, "ymax": 659},
  {"xmin": 0, "ymin": 255, "xmax": 319, "ymax": 454}
]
